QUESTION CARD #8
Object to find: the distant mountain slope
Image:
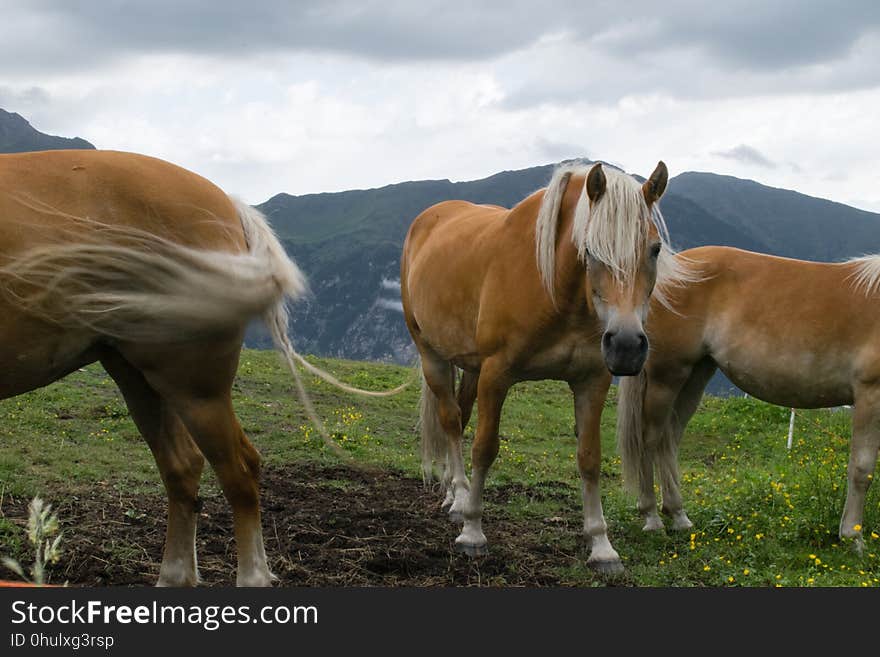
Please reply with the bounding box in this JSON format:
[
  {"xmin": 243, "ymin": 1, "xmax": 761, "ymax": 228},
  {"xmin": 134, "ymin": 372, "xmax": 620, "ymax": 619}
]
[
  {"xmin": 4, "ymin": 108, "xmax": 877, "ymax": 396},
  {"xmin": 671, "ymin": 172, "xmax": 880, "ymax": 259},
  {"xmin": 258, "ymin": 165, "xmax": 563, "ymax": 362},
  {"xmin": 257, "ymin": 161, "xmax": 880, "ymax": 396},
  {"xmin": 0, "ymin": 109, "xmax": 95, "ymax": 153}
]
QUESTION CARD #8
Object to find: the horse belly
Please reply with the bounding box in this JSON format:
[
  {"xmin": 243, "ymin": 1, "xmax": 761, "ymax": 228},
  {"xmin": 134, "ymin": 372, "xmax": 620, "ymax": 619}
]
[
  {"xmin": 713, "ymin": 341, "xmax": 853, "ymax": 408},
  {"xmin": 0, "ymin": 316, "xmax": 98, "ymax": 399}
]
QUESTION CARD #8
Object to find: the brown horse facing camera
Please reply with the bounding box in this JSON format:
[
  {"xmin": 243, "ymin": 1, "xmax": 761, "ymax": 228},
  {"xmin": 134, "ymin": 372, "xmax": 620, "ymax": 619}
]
[
  {"xmin": 401, "ymin": 160, "xmax": 696, "ymax": 573},
  {"xmin": 0, "ymin": 149, "xmax": 399, "ymax": 587},
  {"xmin": 616, "ymin": 246, "xmax": 880, "ymax": 551}
]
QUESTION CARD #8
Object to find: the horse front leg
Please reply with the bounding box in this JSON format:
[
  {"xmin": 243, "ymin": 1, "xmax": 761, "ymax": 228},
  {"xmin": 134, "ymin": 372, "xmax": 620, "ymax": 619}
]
[{"xmin": 571, "ymin": 373, "xmax": 623, "ymax": 574}]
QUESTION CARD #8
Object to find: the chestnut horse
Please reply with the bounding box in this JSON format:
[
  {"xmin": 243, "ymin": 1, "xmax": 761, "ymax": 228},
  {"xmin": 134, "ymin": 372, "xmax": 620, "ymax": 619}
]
[
  {"xmin": 617, "ymin": 245, "xmax": 880, "ymax": 550},
  {"xmin": 401, "ymin": 161, "xmax": 694, "ymax": 573},
  {"xmin": 0, "ymin": 149, "xmax": 400, "ymax": 586}
]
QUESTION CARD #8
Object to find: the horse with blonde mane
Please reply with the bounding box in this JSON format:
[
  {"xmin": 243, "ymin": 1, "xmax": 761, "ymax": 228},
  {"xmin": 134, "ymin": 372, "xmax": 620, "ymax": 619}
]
[
  {"xmin": 401, "ymin": 160, "xmax": 692, "ymax": 572},
  {"xmin": 0, "ymin": 149, "xmax": 402, "ymax": 586},
  {"xmin": 617, "ymin": 245, "xmax": 880, "ymax": 550}
]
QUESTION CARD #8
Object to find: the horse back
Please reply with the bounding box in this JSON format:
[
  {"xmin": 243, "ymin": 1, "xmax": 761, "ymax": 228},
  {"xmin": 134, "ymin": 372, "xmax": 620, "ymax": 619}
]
[
  {"xmin": 0, "ymin": 150, "xmax": 246, "ymax": 255},
  {"xmin": 649, "ymin": 245, "xmax": 880, "ymax": 405},
  {"xmin": 0, "ymin": 150, "xmax": 252, "ymax": 398}
]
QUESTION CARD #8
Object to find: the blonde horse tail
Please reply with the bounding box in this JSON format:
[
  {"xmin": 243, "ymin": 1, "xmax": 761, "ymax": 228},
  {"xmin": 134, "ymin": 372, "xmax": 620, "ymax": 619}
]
[
  {"xmin": 616, "ymin": 370, "xmax": 647, "ymax": 493},
  {"xmin": 229, "ymin": 200, "xmax": 403, "ymax": 465},
  {"xmin": 0, "ymin": 197, "xmax": 305, "ymax": 343},
  {"xmin": 236, "ymin": 200, "xmax": 409, "ymax": 398},
  {"xmin": 0, "ymin": 194, "xmax": 402, "ymax": 461}
]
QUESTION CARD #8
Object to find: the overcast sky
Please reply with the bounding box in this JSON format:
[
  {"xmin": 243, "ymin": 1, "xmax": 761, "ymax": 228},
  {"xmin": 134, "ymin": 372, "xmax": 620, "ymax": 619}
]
[{"xmin": 2, "ymin": 1, "xmax": 879, "ymax": 211}]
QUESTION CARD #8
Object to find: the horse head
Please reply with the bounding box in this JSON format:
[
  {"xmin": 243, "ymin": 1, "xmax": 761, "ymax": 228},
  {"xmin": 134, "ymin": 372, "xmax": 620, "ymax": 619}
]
[{"xmin": 581, "ymin": 161, "xmax": 668, "ymax": 375}]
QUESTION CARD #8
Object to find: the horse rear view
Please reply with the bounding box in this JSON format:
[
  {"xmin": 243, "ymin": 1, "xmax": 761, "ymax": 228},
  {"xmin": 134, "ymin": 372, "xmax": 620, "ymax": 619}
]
[{"xmin": 0, "ymin": 149, "xmax": 304, "ymax": 586}]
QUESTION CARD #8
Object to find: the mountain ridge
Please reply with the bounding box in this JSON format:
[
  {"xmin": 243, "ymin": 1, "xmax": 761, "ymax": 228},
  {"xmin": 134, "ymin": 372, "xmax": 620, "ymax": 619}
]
[
  {"xmin": 0, "ymin": 109, "xmax": 95, "ymax": 153},
  {"xmin": 4, "ymin": 108, "xmax": 879, "ymax": 394}
]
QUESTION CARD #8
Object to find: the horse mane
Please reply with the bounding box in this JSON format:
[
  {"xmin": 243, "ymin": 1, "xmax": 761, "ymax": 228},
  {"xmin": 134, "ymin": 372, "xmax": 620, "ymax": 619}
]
[
  {"xmin": 847, "ymin": 255, "xmax": 880, "ymax": 297},
  {"xmin": 535, "ymin": 162, "xmax": 697, "ymax": 310}
]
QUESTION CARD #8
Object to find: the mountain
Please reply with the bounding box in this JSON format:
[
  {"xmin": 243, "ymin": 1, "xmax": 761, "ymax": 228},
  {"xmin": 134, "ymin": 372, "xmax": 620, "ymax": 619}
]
[
  {"xmin": 257, "ymin": 165, "xmax": 563, "ymax": 362},
  {"xmin": 670, "ymin": 172, "xmax": 880, "ymax": 260},
  {"xmin": 257, "ymin": 161, "xmax": 880, "ymax": 384},
  {"xmin": 4, "ymin": 108, "xmax": 878, "ymax": 395},
  {"xmin": 258, "ymin": 162, "xmax": 880, "ymax": 396},
  {"xmin": 0, "ymin": 109, "xmax": 95, "ymax": 153}
]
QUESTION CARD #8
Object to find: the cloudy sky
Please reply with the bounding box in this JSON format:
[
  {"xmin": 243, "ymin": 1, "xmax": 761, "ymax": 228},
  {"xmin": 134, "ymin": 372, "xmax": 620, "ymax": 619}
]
[{"xmin": 2, "ymin": 1, "xmax": 879, "ymax": 211}]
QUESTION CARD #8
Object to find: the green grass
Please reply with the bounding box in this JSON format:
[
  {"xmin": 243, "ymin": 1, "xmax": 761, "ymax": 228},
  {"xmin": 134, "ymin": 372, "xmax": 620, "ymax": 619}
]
[{"xmin": 1, "ymin": 350, "xmax": 878, "ymax": 587}]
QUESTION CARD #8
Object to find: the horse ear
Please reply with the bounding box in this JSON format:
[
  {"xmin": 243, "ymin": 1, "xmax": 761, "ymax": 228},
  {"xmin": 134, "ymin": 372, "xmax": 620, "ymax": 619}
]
[
  {"xmin": 642, "ymin": 161, "xmax": 668, "ymax": 205},
  {"xmin": 586, "ymin": 162, "xmax": 606, "ymax": 203}
]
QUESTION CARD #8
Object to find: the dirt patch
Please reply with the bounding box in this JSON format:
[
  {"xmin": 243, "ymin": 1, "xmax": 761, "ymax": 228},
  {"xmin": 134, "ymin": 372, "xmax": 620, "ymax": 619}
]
[{"xmin": 0, "ymin": 462, "xmax": 590, "ymax": 587}]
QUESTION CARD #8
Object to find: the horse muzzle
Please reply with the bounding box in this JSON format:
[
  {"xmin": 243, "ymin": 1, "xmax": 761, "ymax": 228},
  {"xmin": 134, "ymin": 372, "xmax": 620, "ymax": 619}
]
[{"xmin": 601, "ymin": 329, "xmax": 648, "ymax": 376}]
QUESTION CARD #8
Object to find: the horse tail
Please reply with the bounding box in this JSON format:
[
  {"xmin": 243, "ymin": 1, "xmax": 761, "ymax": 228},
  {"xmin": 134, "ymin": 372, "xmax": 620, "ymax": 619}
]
[
  {"xmin": 0, "ymin": 196, "xmax": 406, "ymax": 459},
  {"xmin": 616, "ymin": 370, "xmax": 648, "ymax": 493},
  {"xmin": 231, "ymin": 199, "xmax": 413, "ymax": 463},
  {"xmin": 237, "ymin": 199, "xmax": 408, "ymax": 398},
  {"xmin": 418, "ymin": 368, "xmax": 449, "ymax": 483},
  {"xmin": 0, "ymin": 197, "xmax": 306, "ymax": 343}
]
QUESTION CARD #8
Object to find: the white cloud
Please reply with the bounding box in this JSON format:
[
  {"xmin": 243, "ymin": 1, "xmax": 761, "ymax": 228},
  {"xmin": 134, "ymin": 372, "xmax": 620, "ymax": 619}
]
[{"xmin": 1, "ymin": 4, "xmax": 879, "ymax": 212}]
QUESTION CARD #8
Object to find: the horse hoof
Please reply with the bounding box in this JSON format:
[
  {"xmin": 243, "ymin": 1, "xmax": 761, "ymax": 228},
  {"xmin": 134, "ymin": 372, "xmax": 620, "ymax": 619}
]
[
  {"xmin": 448, "ymin": 509, "xmax": 464, "ymax": 523},
  {"xmin": 589, "ymin": 559, "xmax": 625, "ymax": 576},
  {"xmin": 642, "ymin": 520, "xmax": 665, "ymax": 532},
  {"xmin": 455, "ymin": 542, "xmax": 488, "ymax": 558},
  {"xmin": 850, "ymin": 537, "xmax": 865, "ymax": 556},
  {"xmin": 671, "ymin": 519, "xmax": 694, "ymax": 532}
]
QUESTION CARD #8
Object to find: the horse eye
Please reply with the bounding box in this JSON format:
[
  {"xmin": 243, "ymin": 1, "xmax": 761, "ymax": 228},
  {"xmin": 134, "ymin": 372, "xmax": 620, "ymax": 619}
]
[{"xmin": 650, "ymin": 244, "xmax": 662, "ymax": 259}]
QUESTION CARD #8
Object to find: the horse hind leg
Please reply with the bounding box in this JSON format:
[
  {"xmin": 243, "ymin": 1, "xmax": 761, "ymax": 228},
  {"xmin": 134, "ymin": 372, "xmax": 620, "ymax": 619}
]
[
  {"xmin": 457, "ymin": 369, "xmax": 478, "ymax": 431},
  {"xmin": 659, "ymin": 358, "xmax": 716, "ymax": 532},
  {"xmin": 100, "ymin": 349, "xmax": 204, "ymax": 587},
  {"xmin": 442, "ymin": 370, "xmax": 479, "ymax": 514},
  {"xmin": 123, "ymin": 339, "xmax": 274, "ymax": 587},
  {"xmin": 420, "ymin": 352, "xmax": 469, "ymax": 522},
  {"xmin": 455, "ymin": 358, "xmax": 511, "ymax": 558},
  {"xmin": 637, "ymin": 378, "xmax": 681, "ymax": 532},
  {"xmin": 174, "ymin": 395, "xmax": 273, "ymax": 586},
  {"xmin": 839, "ymin": 387, "xmax": 880, "ymax": 553}
]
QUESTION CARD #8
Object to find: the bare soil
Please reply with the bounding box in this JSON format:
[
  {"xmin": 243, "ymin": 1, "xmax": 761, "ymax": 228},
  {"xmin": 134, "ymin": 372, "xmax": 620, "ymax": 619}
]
[{"xmin": 0, "ymin": 462, "xmax": 590, "ymax": 587}]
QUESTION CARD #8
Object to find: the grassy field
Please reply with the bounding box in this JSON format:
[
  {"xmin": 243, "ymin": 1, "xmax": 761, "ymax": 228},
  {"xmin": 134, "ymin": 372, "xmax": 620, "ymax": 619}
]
[{"xmin": 0, "ymin": 349, "xmax": 878, "ymax": 587}]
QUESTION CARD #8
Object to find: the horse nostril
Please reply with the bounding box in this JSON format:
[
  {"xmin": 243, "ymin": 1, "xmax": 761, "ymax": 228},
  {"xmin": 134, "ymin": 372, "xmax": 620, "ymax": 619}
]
[
  {"xmin": 602, "ymin": 331, "xmax": 616, "ymax": 350},
  {"xmin": 638, "ymin": 333, "xmax": 648, "ymax": 351}
]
